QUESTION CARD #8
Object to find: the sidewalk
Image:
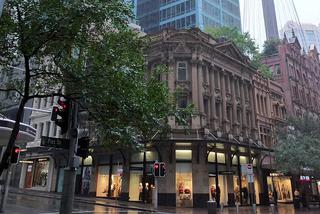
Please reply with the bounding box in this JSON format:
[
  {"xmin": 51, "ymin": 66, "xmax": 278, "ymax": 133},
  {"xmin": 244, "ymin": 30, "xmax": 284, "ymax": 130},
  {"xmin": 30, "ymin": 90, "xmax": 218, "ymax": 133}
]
[{"xmin": 8, "ymin": 187, "xmax": 320, "ymax": 213}]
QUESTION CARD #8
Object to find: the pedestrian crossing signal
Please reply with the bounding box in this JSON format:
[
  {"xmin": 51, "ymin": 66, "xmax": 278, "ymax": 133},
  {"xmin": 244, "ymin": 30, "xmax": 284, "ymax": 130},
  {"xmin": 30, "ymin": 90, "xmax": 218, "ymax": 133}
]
[{"xmin": 153, "ymin": 162, "xmax": 166, "ymax": 177}]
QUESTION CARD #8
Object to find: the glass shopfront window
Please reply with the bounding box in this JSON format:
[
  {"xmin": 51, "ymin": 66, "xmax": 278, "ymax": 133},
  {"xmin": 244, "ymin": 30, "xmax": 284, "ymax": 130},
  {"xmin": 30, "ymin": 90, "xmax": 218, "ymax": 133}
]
[
  {"xmin": 32, "ymin": 159, "xmax": 50, "ymax": 188},
  {"xmin": 110, "ymin": 165, "xmax": 122, "ymax": 198},
  {"xmin": 267, "ymin": 176, "xmax": 293, "ymax": 203},
  {"xmin": 96, "ymin": 166, "xmax": 110, "ymax": 197},
  {"xmin": 176, "ymin": 163, "xmax": 192, "ymax": 207},
  {"xmin": 129, "ymin": 168, "xmax": 143, "ymax": 201},
  {"xmin": 233, "ymin": 174, "xmax": 260, "ymax": 205},
  {"xmin": 209, "ymin": 175, "xmax": 228, "ymax": 206}
]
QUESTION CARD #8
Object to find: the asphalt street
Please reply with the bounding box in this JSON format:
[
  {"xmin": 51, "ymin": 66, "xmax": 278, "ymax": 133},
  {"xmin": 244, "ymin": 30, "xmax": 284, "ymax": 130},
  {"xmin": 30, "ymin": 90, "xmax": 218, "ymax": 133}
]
[
  {"xmin": 3, "ymin": 191, "xmax": 320, "ymax": 214},
  {"xmin": 5, "ymin": 193, "xmax": 151, "ymax": 214}
]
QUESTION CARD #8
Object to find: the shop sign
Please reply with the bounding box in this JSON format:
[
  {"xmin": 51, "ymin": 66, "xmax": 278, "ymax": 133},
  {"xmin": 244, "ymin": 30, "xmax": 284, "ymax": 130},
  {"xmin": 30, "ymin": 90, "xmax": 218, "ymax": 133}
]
[
  {"xmin": 219, "ymin": 171, "xmax": 234, "ymax": 175},
  {"xmin": 270, "ymin": 172, "xmax": 284, "ymax": 177},
  {"xmin": 300, "ymin": 176, "xmax": 311, "ymax": 182}
]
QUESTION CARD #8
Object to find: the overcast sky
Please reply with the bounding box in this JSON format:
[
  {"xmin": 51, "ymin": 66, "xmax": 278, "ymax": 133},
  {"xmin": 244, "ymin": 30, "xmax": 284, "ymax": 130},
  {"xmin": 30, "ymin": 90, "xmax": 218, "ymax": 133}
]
[
  {"xmin": 239, "ymin": 0, "xmax": 320, "ymax": 47},
  {"xmin": 293, "ymin": 0, "xmax": 320, "ymax": 24}
]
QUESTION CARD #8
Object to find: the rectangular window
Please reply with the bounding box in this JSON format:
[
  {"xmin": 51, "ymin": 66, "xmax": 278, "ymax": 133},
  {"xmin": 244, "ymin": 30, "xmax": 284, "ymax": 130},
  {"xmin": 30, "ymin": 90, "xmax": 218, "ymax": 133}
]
[
  {"xmin": 53, "ymin": 124, "xmax": 57, "ymax": 137},
  {"xmin": 215, "ymin": 102, "xmax": 220, "ymax": 118},
  {"xmin": 202, "ymin": 65, "xmax": 207, "ymax": 82},
  {"xmin": 274, "ymin": 64, "xmax": 281, "ymax": 75},
  {"xmin": 46, "ymin": 122, "xmax": 51, "ymax": 137},
  {"xmin": 178, "ymin": 96, "xmax": 188, "ymax": 108},
  {"xmin": 177, "ymin": 61, "xmax": 187, "ymax": 81},
  {"xmin": 39, "ymin": 123, "xmax": 44, "ymax": 138}
]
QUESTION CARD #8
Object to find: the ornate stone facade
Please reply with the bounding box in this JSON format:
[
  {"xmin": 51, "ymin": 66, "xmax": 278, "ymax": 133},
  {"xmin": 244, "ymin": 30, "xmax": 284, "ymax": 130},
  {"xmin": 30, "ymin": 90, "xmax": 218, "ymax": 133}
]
[
  {"xmin": 147, "ymin": 28, "xmax": 258, "ymax": 141},
  {"xmin": 262, "ymin": 34, "xmax": 320, "ymax": 118}
]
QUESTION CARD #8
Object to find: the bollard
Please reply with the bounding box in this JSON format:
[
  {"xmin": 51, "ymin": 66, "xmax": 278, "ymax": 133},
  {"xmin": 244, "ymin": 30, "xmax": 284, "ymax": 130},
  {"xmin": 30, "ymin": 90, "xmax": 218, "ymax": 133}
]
[
  {"xmin": 207, "ymin": 200, "xmax": 217, "ymax": 214},
  {"xmin": 270, "ymin": 204, "xmax": 276, "ymax": 214},
  {"xmin": 236, "ymin": 202, "xmax": 239, "ymax": 214},
  {"xmin": 252, "ymin": 203, "xmax": 256, "ymax": 214}
]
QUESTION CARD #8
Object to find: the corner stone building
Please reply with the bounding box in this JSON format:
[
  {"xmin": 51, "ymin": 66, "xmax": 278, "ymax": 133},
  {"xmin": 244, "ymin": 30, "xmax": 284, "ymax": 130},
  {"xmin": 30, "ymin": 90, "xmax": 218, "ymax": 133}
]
[{"xmin": 144, "ymin": 28, "xmax": 271, "ymax": 207}]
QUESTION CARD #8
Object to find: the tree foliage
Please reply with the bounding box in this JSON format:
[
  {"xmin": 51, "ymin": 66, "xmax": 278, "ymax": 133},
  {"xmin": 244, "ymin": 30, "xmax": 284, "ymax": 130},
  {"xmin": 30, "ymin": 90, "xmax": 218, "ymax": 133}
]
[
  {"xmin": 275, "ymin": 114, "xmax": 320, "ymax": 174},
  {"xmin": 205, "ymin": 27, "xmax": 273, "ymax": 79},
  {"xmin": 262, "ymin": 39, "xmax": 281, "ymax": 57},
  {"xmin": 0, "ymin": 0, "xmax": 192, "ymax": 174}
]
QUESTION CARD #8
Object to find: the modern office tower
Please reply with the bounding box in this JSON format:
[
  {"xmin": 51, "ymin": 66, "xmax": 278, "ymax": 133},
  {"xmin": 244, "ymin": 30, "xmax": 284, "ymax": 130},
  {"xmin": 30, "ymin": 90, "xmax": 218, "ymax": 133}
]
[
  {"xmin": 262, "ymin": 0, "xmax": 279, "ymax": 40},
  {"xmin": 280, "ymin": 21, "xmax": 320, "ymax": 52},
  {"xmin": 134, "ymin": 0, "xmax": 241, "ymax": 34}
]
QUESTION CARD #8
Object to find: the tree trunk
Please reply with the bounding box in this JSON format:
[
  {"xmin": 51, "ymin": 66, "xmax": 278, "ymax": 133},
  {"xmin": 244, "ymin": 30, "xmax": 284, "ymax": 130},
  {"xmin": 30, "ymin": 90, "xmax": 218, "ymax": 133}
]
[{"xmin": 0, "ymin": 97, "xmax": 28, "ymax": 176}]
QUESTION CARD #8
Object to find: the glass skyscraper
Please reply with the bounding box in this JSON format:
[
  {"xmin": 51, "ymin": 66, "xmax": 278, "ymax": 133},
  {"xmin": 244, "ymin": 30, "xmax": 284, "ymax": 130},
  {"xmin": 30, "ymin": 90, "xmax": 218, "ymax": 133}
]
[{"xmin": 134, "ymin": 0, "xmax": 241, "ymax": 34}]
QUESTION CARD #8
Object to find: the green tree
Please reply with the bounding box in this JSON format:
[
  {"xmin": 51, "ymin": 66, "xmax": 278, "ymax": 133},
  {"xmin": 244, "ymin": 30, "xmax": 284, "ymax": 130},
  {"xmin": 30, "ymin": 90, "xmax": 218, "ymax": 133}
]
[
  {"xmin": 0, "ymin": 0, "xmax": 191, "ymax": 176},
  {"xmin": 275, "ymin": 114, "xmax": 320, "ymax": 174},
  {"xmin": 262, "ymin": 39, "xmax": 281, "ymax": 57},
  {"xmin": 205, "ymin": 27, "xmax": 273, "ymax": 79}
]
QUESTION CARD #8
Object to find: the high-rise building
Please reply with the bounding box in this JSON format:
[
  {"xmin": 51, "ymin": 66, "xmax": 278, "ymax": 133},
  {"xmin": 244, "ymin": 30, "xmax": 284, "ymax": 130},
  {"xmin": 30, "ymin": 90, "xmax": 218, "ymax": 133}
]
[
  {"xmin": 134, "ymin": 0, "xmax": 241, "ymax": 34},
  {"xmin": 280, "ymin": 21, "xmax": 320, "ymax": 52},
  {"xmin": 262, "ymin": 0, "xmax": 279, "ymax": 40}
]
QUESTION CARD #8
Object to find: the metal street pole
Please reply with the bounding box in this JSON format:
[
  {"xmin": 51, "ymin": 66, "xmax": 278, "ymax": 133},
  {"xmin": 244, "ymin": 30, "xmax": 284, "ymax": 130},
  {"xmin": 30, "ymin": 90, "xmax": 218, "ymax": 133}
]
[
  {"xmin": 248, "ymin": 140, "xmax": 256, "ymax": 214},
  {"xmin": 59, "ymin": 101, "xmax": 78, "ymax": 214}
]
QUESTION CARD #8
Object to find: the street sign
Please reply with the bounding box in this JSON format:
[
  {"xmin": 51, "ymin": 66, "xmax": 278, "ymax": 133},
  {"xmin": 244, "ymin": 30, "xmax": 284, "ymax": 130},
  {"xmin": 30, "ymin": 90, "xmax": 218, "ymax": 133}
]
[
  {"xmin": 241, "ymin": 164, "xmax": 253, "ymax": 175},
  {"xmin": 41, "ymin": 136, "xmax": 70, "ymax": 149},
  {"xmin": 247, "ymin": 164, "xmax": 253, "ymax": 175},
  {"xmin": 247, "ymin": 174, "xmax": 254, "ymax": 183}
]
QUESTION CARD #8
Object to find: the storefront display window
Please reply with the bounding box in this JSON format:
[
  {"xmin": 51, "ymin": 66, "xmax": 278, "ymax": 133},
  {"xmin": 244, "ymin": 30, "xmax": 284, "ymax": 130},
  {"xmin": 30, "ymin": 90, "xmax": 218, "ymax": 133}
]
[
  {"xmin": 176, "ymin": 163, "xmax": 192, "ymax": 207},
  {"xmin": 82, "ymin": 166, "xmax": 92, "ymax": 195},
  {"xmin": 267, "ymin": 176, "xmax": 293, "ymax": 202},
  {"xmin": 233, "ymin": 174, "xmax": 260, "ymax": 205},
  {"xmin": 111, "ymin": 165, "xmax": 122, "ymax": 198},
  {"xmin": 96, "ymin": 166, "xmax": 110, "ymax": 197},
  {"xmin": 129, "ymin": 169, "xmax": 143, "ymax": 201},
  {"xmin": 32, "ymin": 159, "xmax": 49, "ymax": 188},
  {"xmin": 209, "ymin": 175, "xmax": 228, "ymax": 205}
]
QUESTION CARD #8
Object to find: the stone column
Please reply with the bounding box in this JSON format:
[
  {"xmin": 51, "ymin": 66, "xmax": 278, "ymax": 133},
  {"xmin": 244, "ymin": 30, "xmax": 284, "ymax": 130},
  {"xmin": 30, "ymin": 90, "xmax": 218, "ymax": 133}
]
[
  {"xmin": 120, "ymin": 151, "xmax": 131, "ymax": 201},
  {"xmin": 198, "ymin": 62, "xmax": 204, "ymax": 116},
  {"xmin": 168, "ymin": 58, "xmax": 176, "ymax": 127},
  {"xmin": 225, "ymin": 146, "xmax": 235, "ymax": 206},
  {"xmin": 191, "ymin": 61, "xmax": 201, "ymax": 129},
  {"xmin": 249, "ymin": 84, "xmax": 257, "ymax": 137},
  {"xmin": 220, "ymin": 71, "xmax": 227, "ymax": 131},
  {"xmin": 231, "ymin": 75, "xmax": 237, "ymax": 133},
  {"xmin": 240, "ymin": 79, "xmax": 247, "ymax": 136},
  {"xmin": 210, "ymin": 69, "xmax": 216, "ymax": 129},
  {"xmin": 192, "ymin": 143, "xmax": 209, "ymax": 208},
  {"xmin": 168, "ymin": 58, "xmax": 175, "ymax": 93},
  {"xmin": 158, "ymin": 143, "xmax": 176, "ymax": 206}
]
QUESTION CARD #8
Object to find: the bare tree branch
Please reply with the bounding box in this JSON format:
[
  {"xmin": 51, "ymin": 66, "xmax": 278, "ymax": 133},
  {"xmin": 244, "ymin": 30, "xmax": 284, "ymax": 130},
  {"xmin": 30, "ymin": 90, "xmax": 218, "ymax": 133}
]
[{"xmin": 0, "ymin": 88, "xmax": 24, "ymax": 97}]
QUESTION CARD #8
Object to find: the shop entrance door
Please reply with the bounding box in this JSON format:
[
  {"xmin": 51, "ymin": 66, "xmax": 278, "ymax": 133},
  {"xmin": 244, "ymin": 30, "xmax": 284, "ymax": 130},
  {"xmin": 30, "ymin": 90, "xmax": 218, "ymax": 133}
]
[{"xmin": 24, "ymin": 164, "xmax": 33, "ymax": 188}]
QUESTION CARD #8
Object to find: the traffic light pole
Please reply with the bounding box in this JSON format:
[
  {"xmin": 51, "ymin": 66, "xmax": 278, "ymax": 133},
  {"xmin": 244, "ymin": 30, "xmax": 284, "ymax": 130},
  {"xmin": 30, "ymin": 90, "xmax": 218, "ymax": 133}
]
[
  {"xmin": 153, "ymin": 176, "xmax": 158, "ymax": 209},
  {"xmin": 59, "ymin": 101, "xmax": 78, "ymax": 214}
]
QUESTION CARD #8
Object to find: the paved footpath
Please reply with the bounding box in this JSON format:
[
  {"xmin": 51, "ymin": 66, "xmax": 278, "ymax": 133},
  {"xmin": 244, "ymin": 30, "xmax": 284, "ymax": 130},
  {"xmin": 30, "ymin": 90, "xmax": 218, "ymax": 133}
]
[{"xmin": 8, "ymin": 188, "xmax": 320, "ymax": 214}]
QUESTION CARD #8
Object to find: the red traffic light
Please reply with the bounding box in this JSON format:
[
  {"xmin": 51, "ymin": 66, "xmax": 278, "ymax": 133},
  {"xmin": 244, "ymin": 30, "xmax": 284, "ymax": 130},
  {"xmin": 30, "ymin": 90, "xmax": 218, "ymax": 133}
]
[
  {"xmin": 14, "ymin": 148, "xmax": 21, "ymax": 153},
  {"xmin": 58, "ymin": 99, "xmax": 69, "ymax": 109}
]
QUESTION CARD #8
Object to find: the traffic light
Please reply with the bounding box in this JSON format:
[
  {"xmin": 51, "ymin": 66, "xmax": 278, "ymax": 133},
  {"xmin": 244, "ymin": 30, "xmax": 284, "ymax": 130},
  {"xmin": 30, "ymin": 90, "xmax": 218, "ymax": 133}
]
[
  {"xmin": 10, "ymin": 146, "xmax": 21, "ymax": 164},
  {"xmin": 153, "ymin": 162, "xmax": 160, "ymax": 177},
  {"xmin": 51, "ymin": 98, "xmax": 70, "ymax": 134},
  {"xmin": 76, "ymin": 137, "xmax": 90, "ymax": 159},
  {"xmin": 160, "ymin": 162, "xmax": 166, "ymax": 177}
]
